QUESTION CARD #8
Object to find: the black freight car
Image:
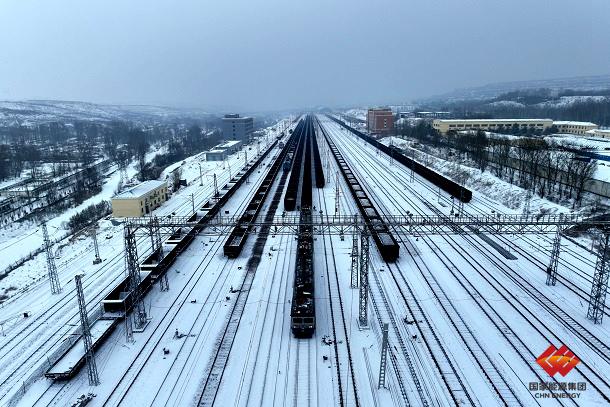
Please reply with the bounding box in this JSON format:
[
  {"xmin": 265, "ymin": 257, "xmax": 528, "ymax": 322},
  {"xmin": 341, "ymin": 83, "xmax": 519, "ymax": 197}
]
[
  {"xmin": 290, "ymin": 208, "xmax": 315, "ymax": 337},
  {"xmin": 327, "ymin": 115, "xmax": 472, "ymax": 203}
]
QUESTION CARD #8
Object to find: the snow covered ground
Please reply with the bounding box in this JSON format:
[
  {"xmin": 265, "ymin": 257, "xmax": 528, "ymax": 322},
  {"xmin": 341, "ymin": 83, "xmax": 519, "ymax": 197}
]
[{"xmin": 2, "ymin": 115, "xmax": 609, "ymax": 407}]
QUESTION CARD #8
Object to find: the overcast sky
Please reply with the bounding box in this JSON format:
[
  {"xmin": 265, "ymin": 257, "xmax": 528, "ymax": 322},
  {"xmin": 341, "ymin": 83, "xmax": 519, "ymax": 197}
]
[{"xmin": 0, "ymin": 0, "xmax": 609, "ymax": 111}]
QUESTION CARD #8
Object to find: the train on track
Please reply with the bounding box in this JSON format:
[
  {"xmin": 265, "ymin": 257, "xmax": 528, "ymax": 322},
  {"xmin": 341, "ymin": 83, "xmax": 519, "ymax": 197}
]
[
  {"xmin": 317, "ymin": 116, "xmax": 400, "ymax": 262},
  {"xmin": 327, "ymin": 115, "xmax": 473, "ymax": 203},
  {"xmin": 290, "ymin": 114, "xmax": 319, "ymax": 337}
]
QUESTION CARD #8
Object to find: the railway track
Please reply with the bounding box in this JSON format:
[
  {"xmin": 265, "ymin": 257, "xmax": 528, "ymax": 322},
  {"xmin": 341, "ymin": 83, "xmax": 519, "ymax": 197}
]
[
  {"xmin": 196, "ymin": 140, "xmax": 293, "ymax": 406},
  {"xmin": 317, "ymin": 186, "xmax": 361, "ymax": 407},
  {"xmin": 327, "ymin": 116, "xmax": 610, "ymax": 404},
  {"xmin": 0, "ymin": 152, "xmax": 262, "ymax": 404}
]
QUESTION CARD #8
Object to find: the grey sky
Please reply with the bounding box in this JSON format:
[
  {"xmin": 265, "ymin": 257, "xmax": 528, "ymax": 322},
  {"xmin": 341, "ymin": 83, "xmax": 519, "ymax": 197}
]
[{"xmin": 0, "ymin": 0, "xmax": 609, "ymax": 111}]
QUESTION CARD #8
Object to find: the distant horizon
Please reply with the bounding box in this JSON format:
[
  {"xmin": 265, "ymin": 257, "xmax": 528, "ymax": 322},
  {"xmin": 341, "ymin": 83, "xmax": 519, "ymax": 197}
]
[{"xmin": 2, "ymin": 71, "xmax": 610, "ymax": 114}]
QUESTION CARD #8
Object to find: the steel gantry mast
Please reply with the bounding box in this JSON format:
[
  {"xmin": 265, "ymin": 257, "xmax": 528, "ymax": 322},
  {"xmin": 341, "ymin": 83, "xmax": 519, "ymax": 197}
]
[
  {"xmin": 75, "ymin": 274, "xmax": 100, "ymax": 386},
  {"xmin": 359, "ymin": 228, "xmax": 370, "ymax": 328},
  {"xmin": 546, "ymin": 224, "xmax": 562, "ymax": 286},
  {"xmin": 124, "ymin": 225, "xmax": 147, "ymax": 342},
  {"xmin": 124, "ymin": 213, "xmax": 610, "ymax": 324},
  {"xmin": 588, "ymin": 232, "xmax": 610, "ymax": 324},
  {"xmin": 42, "ymin": 222, "xmax": 61, "ymax": 294},
  {"xmin": 351, "ymin": 225, "xmax": 359, "ymax": 289},
  {"xmin": 90, "ymin": 226, "xmax": 102, "ymax": 265}
]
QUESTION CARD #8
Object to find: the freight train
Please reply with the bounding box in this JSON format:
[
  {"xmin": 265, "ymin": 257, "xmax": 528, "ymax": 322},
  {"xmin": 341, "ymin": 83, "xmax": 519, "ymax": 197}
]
[
  {"xmin": 327, "ymin": 115, "xmax": 473, "ymax": 203},
  {"xmin": 290, "ymin": 114, "xmax": 317, "ymax": 337}
]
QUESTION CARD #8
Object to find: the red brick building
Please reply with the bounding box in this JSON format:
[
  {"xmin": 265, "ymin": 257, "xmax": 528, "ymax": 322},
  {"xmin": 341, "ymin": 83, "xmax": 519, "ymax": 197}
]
[{"xmin": 366, "ymin": 108, "xmax": 394, "ymax": 135}]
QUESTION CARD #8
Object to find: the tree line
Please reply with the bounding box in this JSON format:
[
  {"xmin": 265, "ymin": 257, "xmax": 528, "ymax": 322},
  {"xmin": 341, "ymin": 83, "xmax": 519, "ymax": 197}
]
[{"xmin": 399, "ymin": 123, "xmax": 597, "ymax": 208}]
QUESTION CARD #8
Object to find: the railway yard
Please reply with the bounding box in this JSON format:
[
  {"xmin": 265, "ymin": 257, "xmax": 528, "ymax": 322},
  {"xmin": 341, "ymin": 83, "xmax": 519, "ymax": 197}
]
[{"xmin": 1, "ymin": 114, "xmax": 610, "ymax": 407}]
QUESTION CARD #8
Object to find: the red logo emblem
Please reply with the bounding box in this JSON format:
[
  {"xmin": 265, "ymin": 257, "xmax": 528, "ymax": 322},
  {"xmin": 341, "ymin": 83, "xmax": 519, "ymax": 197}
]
[{"xmin": 536, "ymin": 344, "xmax": 580, "ymax": 377}]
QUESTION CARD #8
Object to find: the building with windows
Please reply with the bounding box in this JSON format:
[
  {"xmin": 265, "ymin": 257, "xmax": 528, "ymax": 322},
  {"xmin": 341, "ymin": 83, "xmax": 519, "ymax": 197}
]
[
  {"xmin": 111, "ymin": 180, "xmax": 168, "ymax": 217},
  {"xmin": 433, "ymin": 119, "xmax": 553, "ymax": 134},
  {"xmin": 221, "ymin": 114, "xmax": 254, "ymax": 141},
  {"xmin": 205, "ymin": 149, "xmax": 226, "ymax": 161},
  {"xmin": 554, "ymin": 121, "xmax": 599, "ymax": 136},
  {"xmin": 366, "ymin": 108, "xmax": 394, "ymax": 135},
  {"xmin": 586, "ymin": 129, "xmax": 610, "ymax": 139}
]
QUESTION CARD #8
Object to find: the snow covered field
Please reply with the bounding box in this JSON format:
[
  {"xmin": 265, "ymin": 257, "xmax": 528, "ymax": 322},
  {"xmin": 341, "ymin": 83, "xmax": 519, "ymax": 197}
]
[{"xmin": 1, "ymin": 116, "xmax": 609, "ymax": 407}]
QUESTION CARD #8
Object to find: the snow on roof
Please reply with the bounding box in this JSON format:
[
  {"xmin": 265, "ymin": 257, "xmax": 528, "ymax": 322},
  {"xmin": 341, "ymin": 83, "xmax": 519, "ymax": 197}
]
[
  {"xmin": 553, "ymin": 121, "xmax": 598, "ymax": 127},
  {"xmin": 113, "ymin": 180, "xmax": 166, "ymax": 200},
  {"xmin": 435, "ymin": 118, "xmax": 552, "ymax": 123},
  {"xmin": 218, "ymin": 140, "xmax": 241, "ymax": 148},
  {"xmin": 207, "ymin": 149, "xmax": 225, "ymax": 153}
]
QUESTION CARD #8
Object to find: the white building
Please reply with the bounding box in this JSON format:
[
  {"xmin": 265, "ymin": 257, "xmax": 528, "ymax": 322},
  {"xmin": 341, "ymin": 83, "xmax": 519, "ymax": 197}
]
[{"xmin": 553, "ymin": 121, "xmax": 599, "ymax": 136}]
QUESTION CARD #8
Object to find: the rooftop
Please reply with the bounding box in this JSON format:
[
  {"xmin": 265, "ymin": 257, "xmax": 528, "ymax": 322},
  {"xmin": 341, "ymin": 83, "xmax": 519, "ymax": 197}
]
[
  {"xmin": 435, "ymin": 118, "xmax": 552, "ymax": 123},
  {"xmin": 554, "ymin": 121, "xmax": 598, "ymax": 126},
  {"xmin": 113, "ymin": 180, "xmax": 166, "ymax": 200},
  {"xmin": 217, "ymin": 140, "xmax": 241, "ymax": 148},
  {"xmin": 207, "ymin": 149, "xmax": 225, "ymax": 154}
]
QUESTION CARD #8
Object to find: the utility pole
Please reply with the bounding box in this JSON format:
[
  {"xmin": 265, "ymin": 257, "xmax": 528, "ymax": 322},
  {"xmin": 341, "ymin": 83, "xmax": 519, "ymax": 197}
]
[
  {"xmin": 42, "ymin": 222, "xmax": 61, "ymax": 294},
  {"xmin": 213, "ymin": 174, "xmax": 219, "ymax": 197},
  {"xmin": 75, "ymin": 274, "xmax": 100, "ymax": 386},
  {"xmin": 90, "ymin": 227, "xmax": 102, "ymax": 265},
  {"xmin": 546, "ymin": 223, "xmax": 562, "ymax": 286},
  {"xmin": 334, "ymin": 172, "xmax": 340, "ymax": 218},
  {"xmin": 124, "ymin": 225, "xmax": 147, "ymax": 342},
  {"xmin": 378, "ymin": 323, "xmax": 389, "ymax": 389},
  {"xmin": 198, "ymin": 163, "xmax": 203, "ymax": 186},
  {"xmin": 191, "ymin": 193, "xmax": 195, "ymax": 215},
  {"xmin": 351, "ymin": 217, "xmax": 359, "ymax": 288},
  {"xmin": 359, "ymin": 229, "xmax": 370, "ymax": 328},
  {"xmin": 588, "ymin": 232, "xmax": 610, "ymax": 324}
]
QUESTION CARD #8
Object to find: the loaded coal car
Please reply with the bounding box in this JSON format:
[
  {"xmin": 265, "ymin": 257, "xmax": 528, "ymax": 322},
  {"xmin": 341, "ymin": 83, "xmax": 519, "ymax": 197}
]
[{"xmin": 291, "ymin": 211, "xmax": 315, "ymax": 337}]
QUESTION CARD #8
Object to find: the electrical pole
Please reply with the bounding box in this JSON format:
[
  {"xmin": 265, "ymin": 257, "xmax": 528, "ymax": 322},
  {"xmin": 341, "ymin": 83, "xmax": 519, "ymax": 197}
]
[
  {"xmin": 359, "ymin": 229, "xmax": 370, "ymax": 328},
  {"xmin": 351, "ymin": 226, "xmax": 359, "ymax": 288},
  {"xmin": 124, "ymin": 225, "xmax": 147, "ymax": 342},
  {"xmin": 42, "ymin": 222, "xmax": 61, "ymax": 294},
  {"xmin": 213, "ymin": 174, "xmax": 219, "ymax": 197},
  {"xmin": 198, "ymin": 163, "xmax": 203, "ymax": 186},
  {"xmin": 378, "ymin": 323, "xmax": 389, "ymax": 389},
  {"xmin": 546, "ymin": 224, "xmax": 562, "ymax": 286},
  {"xmin": 588, "ymin": 232, "xmax": 610, "ymax": 324},
  {"xmin": 90, "ymin": 227, "xmax": 102, "ymax": 265},
  {"xmin": 334, "ymin": 172, "xmax": 340, "ymax": 218},
  {"xmin": 191, "ymin": 193, "xmax": 195, "ymax": 215},
  {"xmin": 75, "ymin": 274, "xmax": 100, "ymax": 386}
]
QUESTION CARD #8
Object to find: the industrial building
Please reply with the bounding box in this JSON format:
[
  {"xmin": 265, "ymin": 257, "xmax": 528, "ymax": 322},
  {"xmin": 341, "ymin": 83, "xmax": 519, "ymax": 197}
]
[
  {"xmin": 366, "ymin": 108, "xmax": 394, "ymax": 135},
  {"xmin": 222, "ymin": 114, "xmax": 254, "ymax": 141},
  {"xmin": 554, "ymin": 121, "xmax": 599, "ymax": 135},
  {"xmin": 111, "ymin": 180, "xmax": 168, "ymax": 217},
  {"xmin": 433, "ymin": 119, "xmax": 554, "ymax": 134},
  {"xmin": 216, "ymin": 140, "xmax": 242, "ymax": 154},
  {"xmin": 206, "ymin": 149, "xmax": 226, "ymax": 161}
]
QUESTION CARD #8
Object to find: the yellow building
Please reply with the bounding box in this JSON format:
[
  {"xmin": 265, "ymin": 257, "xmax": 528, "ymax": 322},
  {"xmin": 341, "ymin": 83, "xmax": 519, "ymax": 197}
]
[
  {"xmin": 111, "ymin": 180, "xmax": 168, "ymax": 217},
  {"xmin": 433, "ymin": 119, "xmax": 553, "ymax": 134},
  {"xmin": 554, "ymin": 121, "xmax": 599, "ymax": 135}
]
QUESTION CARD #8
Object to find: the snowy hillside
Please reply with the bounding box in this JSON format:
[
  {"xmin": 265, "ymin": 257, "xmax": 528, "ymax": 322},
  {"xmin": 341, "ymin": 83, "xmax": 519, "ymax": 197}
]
[{"xmin": 0, "ymin": 100, "xmax": 212, "ymax": 125}]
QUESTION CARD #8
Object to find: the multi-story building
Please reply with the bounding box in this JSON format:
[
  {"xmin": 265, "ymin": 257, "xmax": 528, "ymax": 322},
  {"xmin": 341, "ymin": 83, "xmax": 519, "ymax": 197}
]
[
  {"xmin": 111, "ymin": 180, "xmax": 168, "ymax": 217},
  {"xmin": 554, "ymin": 121, "xmax": 599, "ymax": 135},
  {"xmin": 586, "ymin": 129, "xmax": 610, "ymax": 139},
  {"xmin": 222, "ymin": 114, "xmax": 253, "ymax": 141},
  {"xmin": 366, "ymin": 108, "xmax": 394, "ymax": 135},
  {"xmin": 433, "ymin": 119, "xmax": 553, "ymax": 134}
]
